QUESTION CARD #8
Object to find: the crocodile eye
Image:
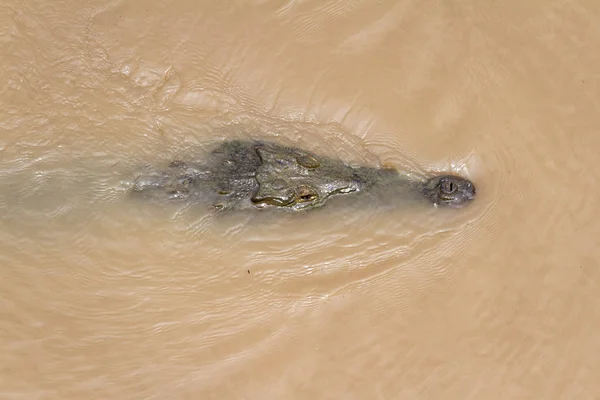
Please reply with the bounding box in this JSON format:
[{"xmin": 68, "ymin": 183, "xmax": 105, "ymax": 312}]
[
  {"xmin": 296, "ymin": 185, "xmax": 318, "ymax": 202},
  {"xmin": 296, "ymin": 154, "xmax": 320, "ymax": 169},
  {"xmin": 440, "ymin": 179, "xmax": 456, "ymax": 194},
  {"xmin": 299, "ymin": 194, "xmax": 316, "ymax": 202}
]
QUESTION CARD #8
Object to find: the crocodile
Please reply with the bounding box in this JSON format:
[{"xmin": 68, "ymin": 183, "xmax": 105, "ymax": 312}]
[{"xmin": 131, "ymin": 140, "xmax": 476, "ymax": 212}]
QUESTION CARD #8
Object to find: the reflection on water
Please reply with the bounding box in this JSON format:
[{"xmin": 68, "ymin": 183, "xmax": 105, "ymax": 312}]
[{"xmin": 2, "ymin": 0, "xmax": 600, "ymax": 398}]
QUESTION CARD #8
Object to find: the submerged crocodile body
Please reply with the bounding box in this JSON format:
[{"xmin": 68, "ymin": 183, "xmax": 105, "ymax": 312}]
[{"xmin": 131, "ymin": 140, "xmax": 476, "ymax": 212}]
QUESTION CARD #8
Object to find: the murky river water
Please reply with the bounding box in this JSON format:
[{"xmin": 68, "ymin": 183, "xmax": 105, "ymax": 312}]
[{"xmin": 2, "ymin": 0, "xmax": 600, "ymax": 398}]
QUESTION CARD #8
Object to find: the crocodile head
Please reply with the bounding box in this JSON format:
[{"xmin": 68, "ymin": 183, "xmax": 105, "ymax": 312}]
[{"xmin": 250, "ymin": 145, "xmax": 363, "ymax": 211}]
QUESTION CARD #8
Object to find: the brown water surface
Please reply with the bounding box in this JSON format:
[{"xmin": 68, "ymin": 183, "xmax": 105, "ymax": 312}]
[{"xmin": 1, "ymin": 0, "xmax": 600, "ymax": 398}]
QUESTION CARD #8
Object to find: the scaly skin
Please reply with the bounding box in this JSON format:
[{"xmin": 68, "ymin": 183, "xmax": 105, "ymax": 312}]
[{"xmin": 131, "ymin": 140, "xmax": 476, "ymax": 211}]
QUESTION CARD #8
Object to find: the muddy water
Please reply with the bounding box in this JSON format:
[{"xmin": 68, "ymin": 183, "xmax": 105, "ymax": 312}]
[{"xmin": 1, "ymin": 0, "xmax": 600, "ymax": 398}]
